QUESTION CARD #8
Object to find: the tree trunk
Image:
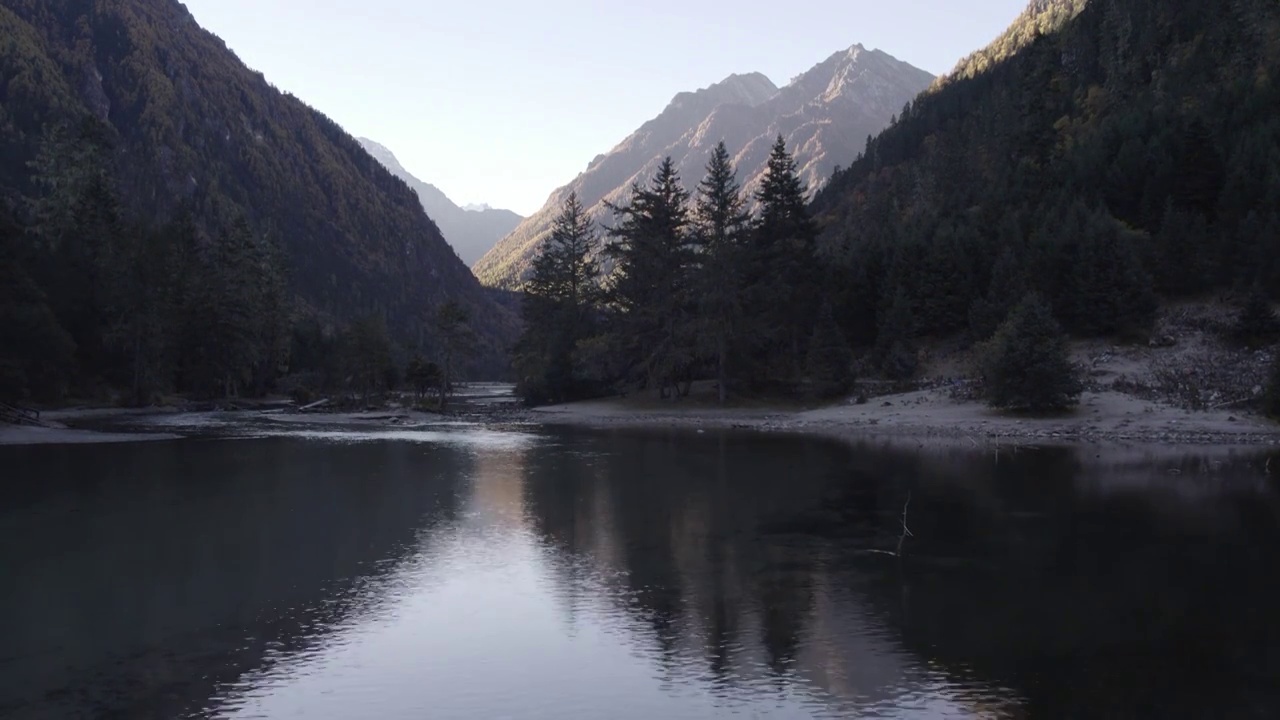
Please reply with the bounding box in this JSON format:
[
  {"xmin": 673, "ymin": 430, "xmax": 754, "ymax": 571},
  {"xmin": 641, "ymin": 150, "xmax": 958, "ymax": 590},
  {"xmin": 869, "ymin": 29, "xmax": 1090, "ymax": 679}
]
[
  {"xmin": 132, "ymin": 330, "xmax": 144, "ymax": 407},
  {"xmin": 717, "ymin": 333, "xmax": 727, "ymax": 405},
  {"xmin": 791, "ymin": 328, "xmax": 802, "ymax": 381},
  {"xmin": 440, "ymin": 352, "xmax": 452, "ymax": 411}
]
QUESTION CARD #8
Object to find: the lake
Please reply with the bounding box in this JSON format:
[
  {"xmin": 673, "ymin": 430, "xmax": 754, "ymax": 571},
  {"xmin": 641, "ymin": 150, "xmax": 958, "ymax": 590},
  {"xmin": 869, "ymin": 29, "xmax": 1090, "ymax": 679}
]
[{"xmin": 2, "ymin": 423, "xmax": 1279, "ymax": 719}]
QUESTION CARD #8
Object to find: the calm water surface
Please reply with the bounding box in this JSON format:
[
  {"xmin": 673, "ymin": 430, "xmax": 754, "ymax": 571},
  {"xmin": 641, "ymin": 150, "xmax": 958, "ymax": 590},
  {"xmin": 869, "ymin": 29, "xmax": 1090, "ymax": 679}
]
[{"xmin": 2, "ymin": 424, "xmax": 1280, "ymax": 719}]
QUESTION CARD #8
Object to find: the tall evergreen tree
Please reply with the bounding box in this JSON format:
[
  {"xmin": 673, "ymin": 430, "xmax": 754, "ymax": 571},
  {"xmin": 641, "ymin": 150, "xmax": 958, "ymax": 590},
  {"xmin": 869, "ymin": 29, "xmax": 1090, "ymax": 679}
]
[
  {"xmin": 749, "ymin": 136, "xmax": 819, "ymax": 382},
  {"xmin": 0, "ymin": 201, "xmax": 75, "ymax": 400},
  {"xmin": 106, "ymin": 223, "xmax": 178, "ymax": 405},
  {"xmin": 806, "ymin": 301, "xmax": 854, "ymax": 399},
  {"xmin": 515, "ymin": 192, "xmax": 601, "ymax": 403},
  {"xmin": 970, "ymin": 246, "xmax": 1029, "ymax": 341},
  {"xmin": 875, "ymin": 289, "xmax": 919, "ymax": 381},
  {"xmin": 1040, "ymin": 202, "xmax": 1157, "ymax": 338},
  {"xmin": 181, "ymin": 216, "xmax": 289, "ymax": 399},
  {"xmin": 693, "ymin": 142, "xmax": 751, "ymax": 403},
  {"xmin": 604, "ymin": 157, "xmax": 695, "ymax": 397},
  {"xmin": 206, "ymin": 217, "xmax": 266, "ymax": 398},
  {"xmin": 433, "ymin": 300, "xmax": 476, "ymax": 411},
  {"xmin": 341, "ymin": 315, "xmax": 394, "ymax": 406},
  {"xmin": 28, "ymin": 120, "xmax": 125, "ymax": 389}
]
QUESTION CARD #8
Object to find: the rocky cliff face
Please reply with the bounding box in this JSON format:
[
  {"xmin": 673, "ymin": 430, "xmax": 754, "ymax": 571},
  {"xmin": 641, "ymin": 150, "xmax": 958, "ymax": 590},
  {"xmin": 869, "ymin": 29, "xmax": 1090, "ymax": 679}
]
[{"xmin": 473, "ymin": 45, "xmax": 934, "ymax": 289}]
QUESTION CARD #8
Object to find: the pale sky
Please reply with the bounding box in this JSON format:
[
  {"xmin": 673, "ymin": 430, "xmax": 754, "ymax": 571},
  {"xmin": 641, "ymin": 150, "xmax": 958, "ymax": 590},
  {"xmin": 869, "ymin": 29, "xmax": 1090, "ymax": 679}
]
[{"xmin": 181, "ymin": 0, "xmax": 1030, "ymax": 215}]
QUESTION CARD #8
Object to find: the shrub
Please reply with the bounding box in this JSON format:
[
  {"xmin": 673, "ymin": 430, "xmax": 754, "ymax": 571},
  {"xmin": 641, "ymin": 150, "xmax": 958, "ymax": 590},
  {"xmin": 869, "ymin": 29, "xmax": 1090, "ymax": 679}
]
[
  {"xmin": 981, "ymin": 294, "xmax": 1082, "ymax": 413},
  {"xmin": 1233, "ymin": 287, "xmax": 1279, "ymax": 348}
]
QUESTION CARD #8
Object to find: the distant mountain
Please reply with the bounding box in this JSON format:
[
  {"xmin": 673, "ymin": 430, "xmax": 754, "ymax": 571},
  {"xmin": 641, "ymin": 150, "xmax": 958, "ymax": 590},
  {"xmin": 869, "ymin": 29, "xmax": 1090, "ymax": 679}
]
[
  {"xmin": 473, "ymin": 46, "xmax": 934, "ymax": 288},
  {"xmin": 358, "ymin": 139, "xmax": 523, "ymax": 267},
  {"xmin": 0, "ymin": 0, "xmax": 515, "ymax": 375}
]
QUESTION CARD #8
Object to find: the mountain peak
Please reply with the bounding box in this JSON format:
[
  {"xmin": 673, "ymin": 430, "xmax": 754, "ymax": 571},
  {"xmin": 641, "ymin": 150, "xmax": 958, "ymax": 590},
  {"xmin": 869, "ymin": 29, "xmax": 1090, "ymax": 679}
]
[
  {"xmin": 782, "ymin": 43, "xmax": 933, "ymax": 106},
  {"xmin": 474, "ymin": 44, "xmax": 934, "ymax": 289}
]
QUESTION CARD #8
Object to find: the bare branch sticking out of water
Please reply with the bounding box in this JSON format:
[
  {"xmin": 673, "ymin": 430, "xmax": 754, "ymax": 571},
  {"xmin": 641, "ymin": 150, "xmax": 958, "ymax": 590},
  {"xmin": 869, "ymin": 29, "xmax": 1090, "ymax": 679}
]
[{"xmin": 896, "ymin": 491, "xmax": 914, "ymax": 558}]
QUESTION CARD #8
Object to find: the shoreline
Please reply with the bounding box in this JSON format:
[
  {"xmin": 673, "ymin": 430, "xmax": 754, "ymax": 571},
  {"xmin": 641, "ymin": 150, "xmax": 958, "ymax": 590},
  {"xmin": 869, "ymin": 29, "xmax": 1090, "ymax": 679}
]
[
  {"xmin": 3, "ymin": 388, "xmax": 1278, "ymax": 449},
  {"xmin": 530, "ymin": 389, "xmax": 1280, "ymax": 448}
]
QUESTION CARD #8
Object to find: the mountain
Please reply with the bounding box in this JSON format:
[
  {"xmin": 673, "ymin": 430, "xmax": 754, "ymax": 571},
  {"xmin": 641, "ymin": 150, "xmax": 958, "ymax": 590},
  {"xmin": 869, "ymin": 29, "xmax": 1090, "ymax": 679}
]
[
  {"xmin": 0, "ymin": 0, "xmax": 514, "ymax": 377},
  {"xmin": 473, "ymin": 46, "xmax": 934, "ymax": 289},
  {"xmin": 358, "ymin": 138, "xmax": 523, "ymax": 266},
  {"xmin": 810, "ymin": 0, "xmax": 1280, "ymax": 347}
]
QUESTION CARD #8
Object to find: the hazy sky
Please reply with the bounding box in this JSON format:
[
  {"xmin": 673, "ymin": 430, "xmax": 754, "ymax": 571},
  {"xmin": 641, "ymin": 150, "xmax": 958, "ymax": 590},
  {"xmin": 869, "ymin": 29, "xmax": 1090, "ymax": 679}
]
[{"xmin": 181, "ymin": 0, "xmax": 1029, "ymax": 215}]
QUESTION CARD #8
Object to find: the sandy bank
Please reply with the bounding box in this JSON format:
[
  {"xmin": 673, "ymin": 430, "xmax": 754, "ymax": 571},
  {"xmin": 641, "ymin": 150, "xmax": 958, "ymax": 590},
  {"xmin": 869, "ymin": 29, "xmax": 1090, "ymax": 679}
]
[
  {"xmin": 533, "ymin": 389, "xmax": 1280, "ymax": 446},
  {"xmin": 0, "ymin": 425, "xmax": 181, "ymax": 446}
]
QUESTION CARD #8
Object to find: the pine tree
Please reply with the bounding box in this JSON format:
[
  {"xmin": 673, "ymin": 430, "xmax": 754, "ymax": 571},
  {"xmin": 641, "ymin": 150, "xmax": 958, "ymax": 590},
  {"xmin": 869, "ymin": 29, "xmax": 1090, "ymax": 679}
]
[
  {"xmin": 693, "ymin": 142, "xmax": 751, "ymax": 403},
  {"xmin": 1154, "ymin": 201, "xmax": 1214, "ymax": 296},
  {"xmin": 106, "ymin": 223, "xmax": 177, "ymax": 405},
  {"xmin": 969, "ymin": 246, "xmax": 1029, "ymax": 341},
  {"xmin": 875, "ymin": 289, "xmax": 919, "ymax": 381},
  {"xmin": 178, "ymin": 216, "xmax": 289, "ymax": 399},
  {"xmin": 981, "ymin": 294, "xmax": 1082, "ymax": 412},
  {"xmin": 205, "ymin": 217, "xmax": 265, "ymax": 398},
  {"xmin": 909, "ymin": 219, "xmax": 979, "ymax": 335},
  {"xmin": 433, "ymin": 300, "xmax": 476, "ymax": 411},
  {"xmin": 0, "ymin": 202, "xmax": 75, "ymax": 401},
  {"xmin": 604, "ymin": 157, "xmax": 695, "ymax": 397},
  {"xmin": 406, "ymin": 355, "xmax": 443, "ymax": 406},
  {"xmin": 749, "ymin": 136, "xmax": 819, "ymax": 382},
  {"xmin": 515, "ymin": 192, "xmax": 600, "ymax": 404},
  {"xmin": 28, "ymin": 121, "xmax": 125, "ymax": 389},
  {"xmin": 525, "ymin": 192, "xmax": 600, "ymax": 310},
  {"xmin": 342, "ymin": 315, "xmax": 394, "ymax": 406},
  {"xmin": 1050, "ymin": 203, "xmax": 1157, "ymax": 338},
  {"xmin": 806, "ymin": 302, "xmax": 854, "ymax": 399}
]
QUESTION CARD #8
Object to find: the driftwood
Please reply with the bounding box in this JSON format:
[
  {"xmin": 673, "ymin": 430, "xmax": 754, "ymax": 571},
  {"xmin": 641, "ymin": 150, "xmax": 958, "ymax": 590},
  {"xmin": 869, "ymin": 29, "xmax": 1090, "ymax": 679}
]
[
  {"xmin": 896, "ymin": 492, "xmax": 914, "ymax": 558},
  {"xmin": 1208, "ymin": 396, "xmax": 1254, "ymax": 410},
  {"xmin": 299, "ymin": 398, "xmax": 331, "ymax": 413},
  {"xmin": 864, "ymin": 492, "xmax": 916, "ymax": 560},
  {"xmin": 0, "ymin": 402, "xmax": 44, "ymax": 427}
]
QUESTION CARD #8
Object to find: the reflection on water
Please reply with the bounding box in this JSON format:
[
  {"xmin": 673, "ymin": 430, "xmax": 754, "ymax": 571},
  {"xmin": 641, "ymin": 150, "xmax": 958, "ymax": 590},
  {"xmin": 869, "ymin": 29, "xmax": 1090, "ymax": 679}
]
[{"xmin": 1, "ymin": 430, "xmax": 1279, "ymax": 719}]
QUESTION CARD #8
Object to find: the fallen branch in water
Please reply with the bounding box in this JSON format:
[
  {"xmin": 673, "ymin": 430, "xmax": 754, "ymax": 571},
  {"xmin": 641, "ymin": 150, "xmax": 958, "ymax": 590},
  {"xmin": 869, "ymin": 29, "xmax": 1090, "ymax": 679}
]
[{"xmin": 896, "ymin": 491, "xmax": 914, "ymax": 558}]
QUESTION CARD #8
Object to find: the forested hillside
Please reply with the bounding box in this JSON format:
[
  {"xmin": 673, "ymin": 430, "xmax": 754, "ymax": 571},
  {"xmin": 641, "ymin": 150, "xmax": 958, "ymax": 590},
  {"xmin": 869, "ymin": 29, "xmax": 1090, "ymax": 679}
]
[
  {"xmin": 0, "ymin": 0, "xmax": 513, "ymax": 402},
  {"xmin": 813, "ymin": 0, "xmax": 1280, "ymax": 348},
  {"xmin": 513, "ymin": 0, "xmax": 1280, "ymax": 407}
]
